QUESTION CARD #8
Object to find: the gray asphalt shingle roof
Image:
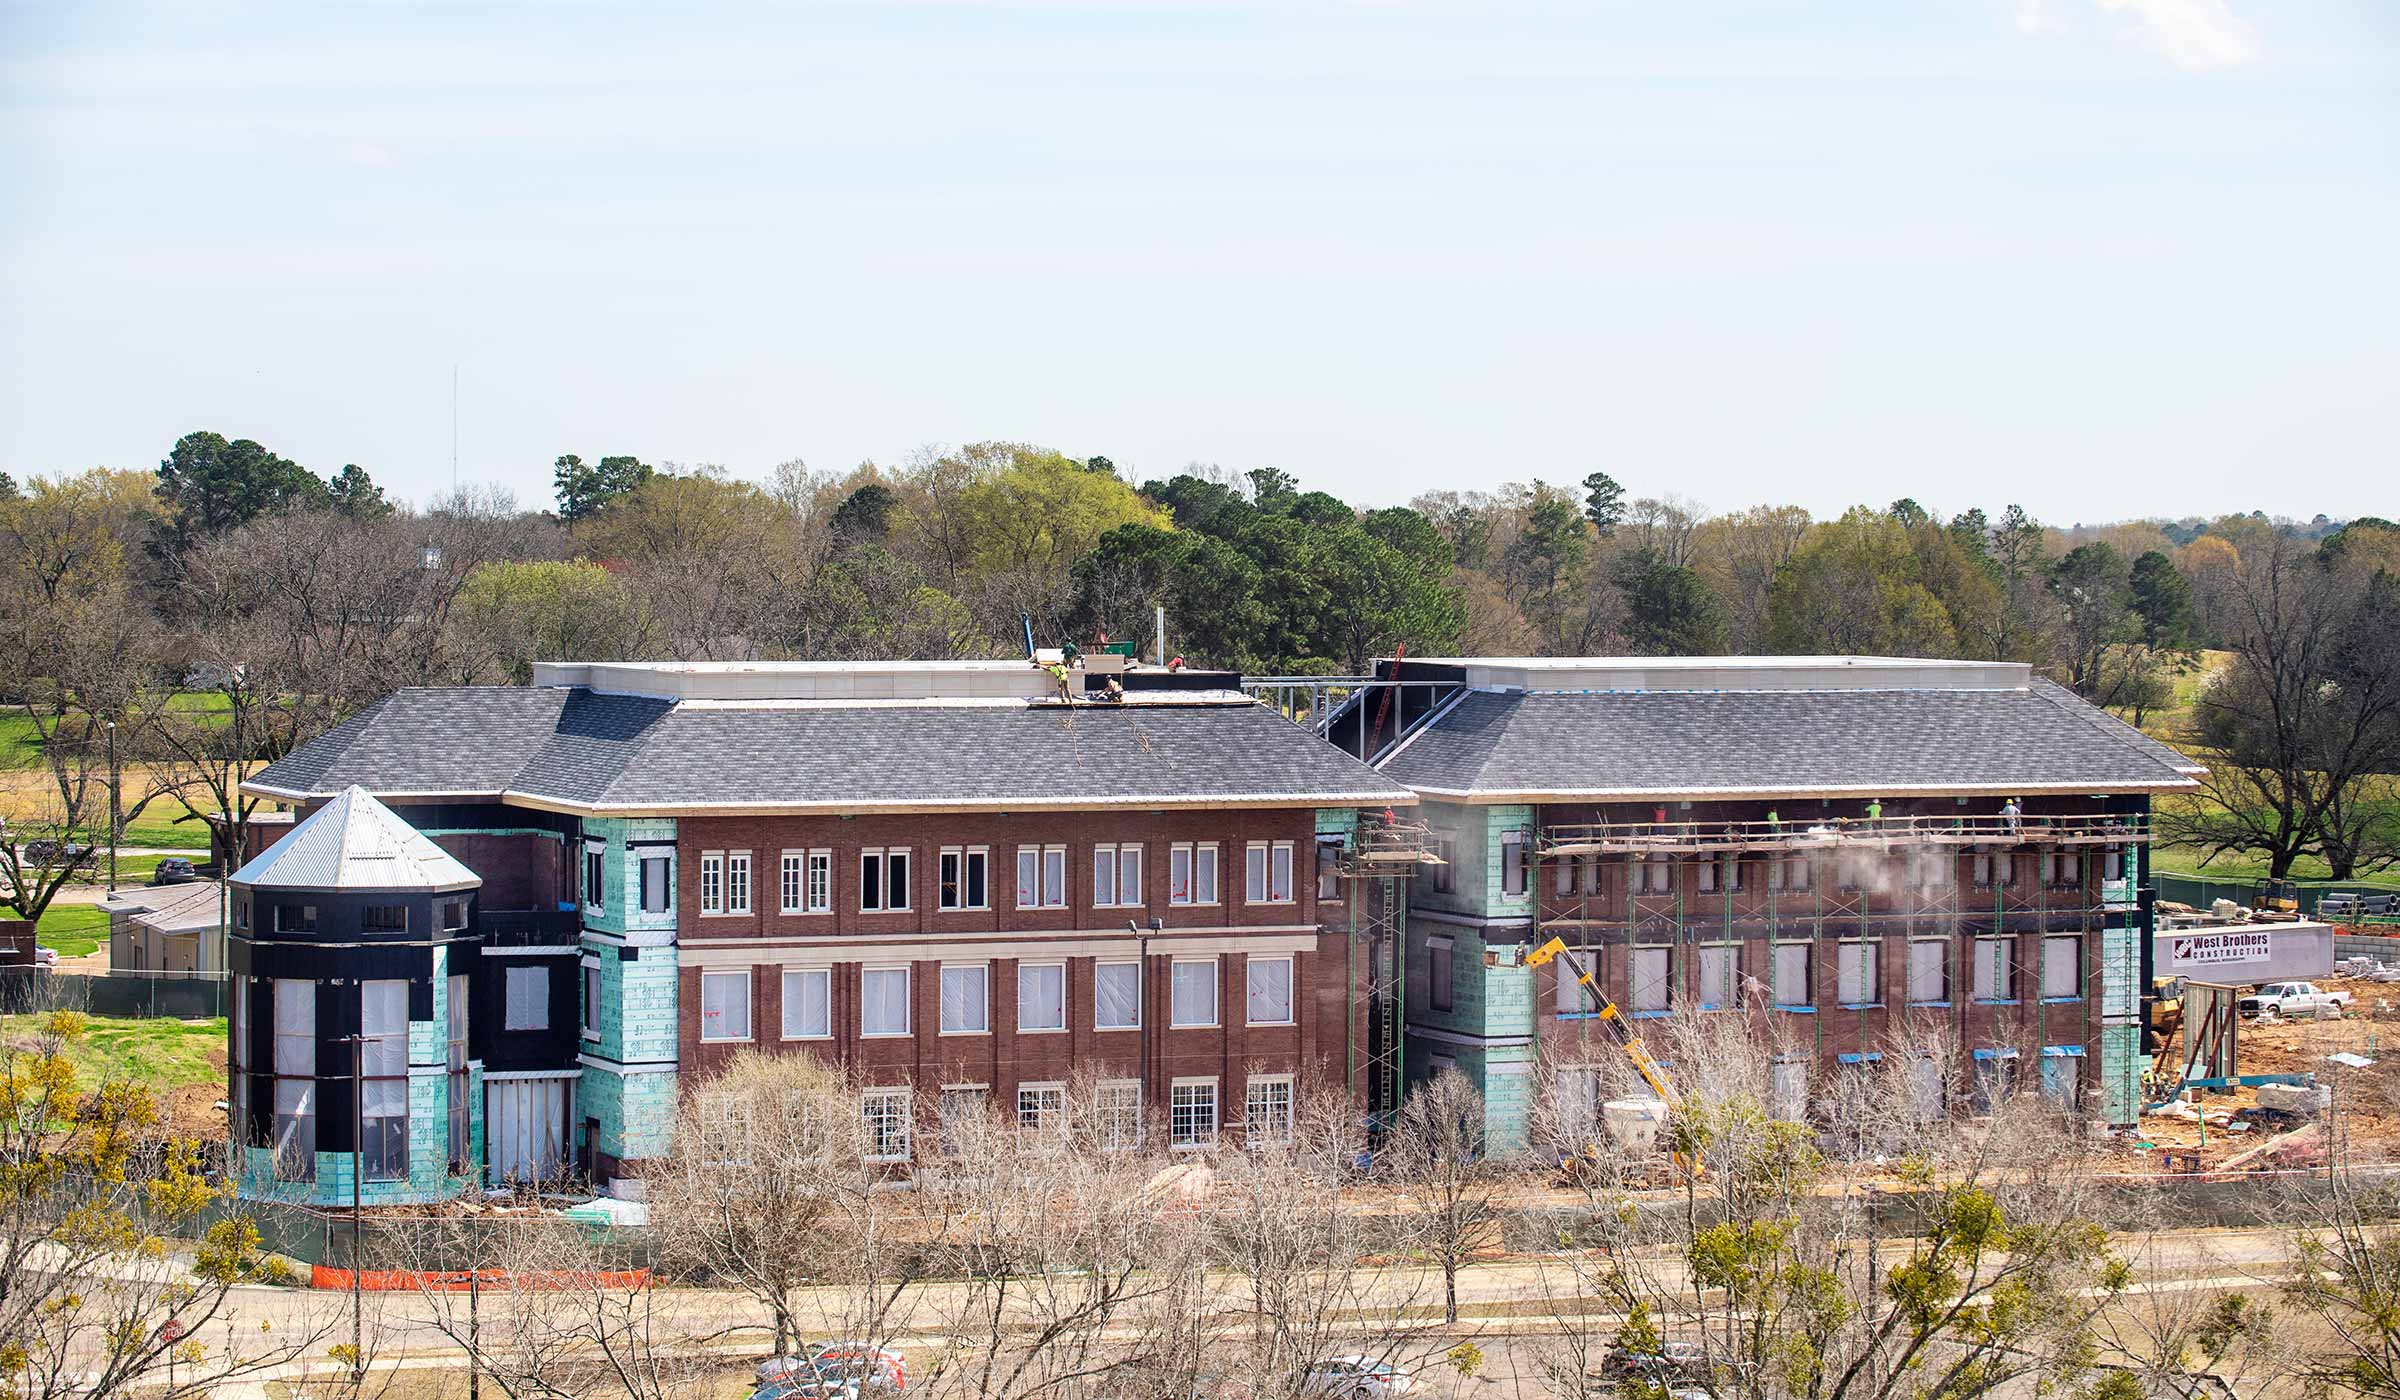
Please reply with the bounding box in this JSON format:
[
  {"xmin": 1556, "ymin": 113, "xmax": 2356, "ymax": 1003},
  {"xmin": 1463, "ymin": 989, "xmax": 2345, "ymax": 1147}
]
[
  {"xmin": 247, "ymin": 687, "xmax": 1416, "ymax": 812},
  {"xmin": 1377, "ymin": 682, "xmax": 2201, "ymax": 799}
]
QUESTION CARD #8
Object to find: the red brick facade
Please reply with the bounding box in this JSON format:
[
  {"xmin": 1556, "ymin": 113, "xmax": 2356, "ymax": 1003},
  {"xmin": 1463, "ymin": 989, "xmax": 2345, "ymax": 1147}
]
[
  {"xmin": 1523, "ymin": 796, "xmax": 2134, "ymax": 1107},
  {"xmin": 670, "ymin": 808, "xmax": 1367, "ymax": 1123}
]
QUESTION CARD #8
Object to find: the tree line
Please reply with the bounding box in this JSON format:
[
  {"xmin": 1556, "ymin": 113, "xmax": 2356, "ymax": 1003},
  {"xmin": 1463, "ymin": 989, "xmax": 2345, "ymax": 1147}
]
[{"xmin": 0, "ymin": 432, "xmax": 2392, "ymax": 898}]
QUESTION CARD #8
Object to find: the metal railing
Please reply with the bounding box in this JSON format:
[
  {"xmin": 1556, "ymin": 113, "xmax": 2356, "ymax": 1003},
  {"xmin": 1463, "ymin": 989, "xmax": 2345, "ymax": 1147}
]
[
  {"xmin": 1241, "ymin": 675, "xmax": 1465, "ymax": 760},
  {"xmin": 1540, "ymin": 812, "xmax": 2150, "ymax": 857}
]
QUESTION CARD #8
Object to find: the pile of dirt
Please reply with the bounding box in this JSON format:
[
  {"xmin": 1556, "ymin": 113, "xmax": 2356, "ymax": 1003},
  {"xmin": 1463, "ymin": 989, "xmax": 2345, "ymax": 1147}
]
[
  {"xmin": 167, "ymin": 1043, "xmax": 228, "ymax": 1138},
  {"xmin": 2129, "ymin": 974, "xmax": 2400, "ymax": 1171}
]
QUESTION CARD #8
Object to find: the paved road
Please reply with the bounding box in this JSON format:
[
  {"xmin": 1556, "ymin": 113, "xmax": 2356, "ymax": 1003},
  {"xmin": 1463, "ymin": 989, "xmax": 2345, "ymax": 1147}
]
[{"xmin": 140, "ymin": 1223, "xmax": 2316, "ymax": 1394}]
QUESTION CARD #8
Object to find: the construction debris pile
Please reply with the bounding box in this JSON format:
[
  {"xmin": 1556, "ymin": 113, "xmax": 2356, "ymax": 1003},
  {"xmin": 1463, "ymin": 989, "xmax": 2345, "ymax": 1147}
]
[{"xmin": 2129, "ymin": 972, "xmax": 2396, "ymax": 1174}]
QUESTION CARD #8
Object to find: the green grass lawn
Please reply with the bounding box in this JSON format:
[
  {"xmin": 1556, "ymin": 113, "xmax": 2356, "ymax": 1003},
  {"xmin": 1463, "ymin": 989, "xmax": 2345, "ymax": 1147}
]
[
  {"xmin": 2151, "ymin": 846, "xmax": 2400, "ymax": 889},
  {"xmin": 0, "ymin": 1012, "xmax": 225, "ymax": 1093},
  {"xmin": 32, "ymin": 903, "xmax": 108, "ymax": 957},
  {"xmin": 0, "ymin": 709, "xmax": 47, "ymax": 769},
  {"xmin": 0, "ymin": 690, "xmax": 235, "ymax": 772},
  {"xmin": 111, "ymin": 814, "xmax": 214, "ymax": 850}
]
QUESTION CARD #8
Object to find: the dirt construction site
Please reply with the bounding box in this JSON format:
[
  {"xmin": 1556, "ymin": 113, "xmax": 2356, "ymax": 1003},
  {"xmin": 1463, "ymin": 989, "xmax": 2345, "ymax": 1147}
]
[{"xmin": 2125, "ymin": 968, "xmax": 2400, "ymax": 1175}]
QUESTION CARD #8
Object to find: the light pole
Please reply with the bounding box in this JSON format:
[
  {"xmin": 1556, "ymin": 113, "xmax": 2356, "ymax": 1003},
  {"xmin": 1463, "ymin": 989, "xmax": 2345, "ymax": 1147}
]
[
  {"xmin": 1128, "ymin": 916, "xmax": 1161, "ymax": 1139},
  {"xmin": 338, "ymin": 1031, "xmax": 366, "ymax": 1393},
  {"xmin": 104, "ymin": 720, "xmax": 118, "ymax": 894}
]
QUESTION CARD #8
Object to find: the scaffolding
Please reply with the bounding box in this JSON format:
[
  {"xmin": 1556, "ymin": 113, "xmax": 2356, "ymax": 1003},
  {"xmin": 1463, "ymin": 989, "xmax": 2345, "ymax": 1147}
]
[
  {"xmin": 1341, "ymin": 813, "xmax": 1441, "ymax": 1118},
  {"xmin": 1531, "ymin": 812, "xmax": 2151, "ymax": 1111}
]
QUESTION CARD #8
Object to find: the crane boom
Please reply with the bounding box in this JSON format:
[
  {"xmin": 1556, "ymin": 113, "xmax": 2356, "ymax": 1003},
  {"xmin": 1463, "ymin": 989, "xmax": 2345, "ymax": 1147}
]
[{"xmin": 1525, "ymin": 935, "xmax": 1683, "ymax": 1111}]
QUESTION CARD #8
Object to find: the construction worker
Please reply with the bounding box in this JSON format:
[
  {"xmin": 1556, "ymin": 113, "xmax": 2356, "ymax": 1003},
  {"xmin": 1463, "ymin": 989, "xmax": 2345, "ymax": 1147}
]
[
  {"xmin": 2001, "ymin": 797, "xmax": 2022, "ymax": 835},
  {"xmin": 1098, "ymin": 676, "xmax": 1125, "ymax": 704},
  {"xmin": 1043, "ymin": 660, "xmax": 1073, "ymax": 703},
  {"xmin": 1866, "ymin": 797, "xmax": 1883, "ymax": 823}
]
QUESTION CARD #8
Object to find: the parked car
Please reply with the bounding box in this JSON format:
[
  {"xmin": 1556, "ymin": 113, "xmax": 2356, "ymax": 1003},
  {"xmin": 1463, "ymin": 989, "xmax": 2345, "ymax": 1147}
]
[
  {"xmin": 2240, "ymin": 981, "xmax": 2348, "ymax": 1019},
  {"xmin": 1599, "ymin": 1340, "xmax": 1708, "ymax": 1381},
  {"xmin": 149, "ymin": 857, "xmax": 201, "ymax": 886},
  {"xmin": 754, "ymin": 1342, "xmax": 904, "ymax": 1399},
  {"xmin": 1297, "ymin": 1355, "xmax": 1415, "ymax": 1398}
]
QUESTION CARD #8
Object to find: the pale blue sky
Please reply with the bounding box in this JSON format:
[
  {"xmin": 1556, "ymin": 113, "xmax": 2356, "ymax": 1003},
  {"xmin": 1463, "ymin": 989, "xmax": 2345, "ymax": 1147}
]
[{"xmin": 2, "ymin": 1, "xmax": 2393, "ymax": 523}]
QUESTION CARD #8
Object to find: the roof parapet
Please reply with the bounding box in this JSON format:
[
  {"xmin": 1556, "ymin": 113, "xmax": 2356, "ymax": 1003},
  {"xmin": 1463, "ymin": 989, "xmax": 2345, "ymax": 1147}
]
[
  {"xmin": 1400, "ymin": 656, "xmax": 2032, "ymax": 694},
  {"xmin": 532, "ymin": 659, "xmax": 1061, "ymax": 703}
]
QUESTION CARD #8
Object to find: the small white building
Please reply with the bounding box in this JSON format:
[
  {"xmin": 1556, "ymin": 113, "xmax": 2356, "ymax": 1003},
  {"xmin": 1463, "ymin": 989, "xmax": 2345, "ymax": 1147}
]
[{"xmin": 105, "ymin": 880, "xmax": 228, "ymax": 977}]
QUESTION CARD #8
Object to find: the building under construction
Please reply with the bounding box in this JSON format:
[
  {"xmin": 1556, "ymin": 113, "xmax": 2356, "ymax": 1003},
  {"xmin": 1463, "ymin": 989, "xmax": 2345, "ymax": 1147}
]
[{"xmin": 1319, "ymin": 656, "xmax": 2202, "ymax": 1147}]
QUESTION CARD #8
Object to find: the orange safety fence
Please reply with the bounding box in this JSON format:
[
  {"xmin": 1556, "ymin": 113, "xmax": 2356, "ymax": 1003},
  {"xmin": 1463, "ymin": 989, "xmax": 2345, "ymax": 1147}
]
[{"xmin": 311, "ymin": 1266, "xmax": 652, "ymax": 1292}]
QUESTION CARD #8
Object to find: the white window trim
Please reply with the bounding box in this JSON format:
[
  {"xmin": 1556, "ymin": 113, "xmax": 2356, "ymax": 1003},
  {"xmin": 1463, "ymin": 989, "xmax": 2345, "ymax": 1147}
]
[
  {"xmin": 635, "ymin": 850, "xmax": 673, "ymax": 917},
  {"xmin": 1170, "ymin": 956, "xmax": 1221, "ymax": 1029},
  {"xmin": 725, "ymin": 850, "xmax": 753, "ymax": 917},
  {"xmin": 939, "ymin": 845, "xmax": 992, "ymax": 912},
  {"xmin": 698, "ymin": 850, "xmax": 728, "ymax": 917},
  {"xmin": 861, "ymin": 964, "xmax": 914, "ymax": 1038},
  {"xmin": 1093, "ymin": 959, "xmax": 1142, "ymax": 1032},
  {"xmin": 1094, "ymin": 843, "xmax": 1144, "ymax": 908},
  {"xmin": 779, "ymin": 849, "xmax": 810, "ymax": 916},
  {"xmin": 700, "ymin": 969, "xmax": 753, "ymax": 1044},
  {"xmin": 861, "ymin": 847, "xmax": 913, "ymax": 913},
  {"xmin": 805, "ymin": 848, "xmax": 833, "ymax": 914},
  {"xmin": 1016, "ymin": 1081, "xmax": 1068, "ymax": 1133},
  {"xmin": 1246, "ymin": 840, "xmax": 1297, "ymax": 905},
  {"xmin": 862, "ymin": 1087, "xmax": 913, "ymax": 1163},
  {"xmin": 939, "ymin": 962, "xmax": 992, "ymax": 1037},
  {"xmin": 1015, "ymin": 844, "xmax": 1069, "ymax": 910},
  {"xmin": 1244, "ymin": 1073, "xmax": 1296, "ymax": 1144},
  {"xmin": 781, "ymin": 966, "xmax": 833, "ymax": 1041},
  {"xmin": 1245, "ymin": 953, "xmax": 1296, "ymax": 1027},
  {"xmin": 1017, "ymin": 960, "xmax": 1068, "ymax": 1034},
  {"xmin": 1170, "ymin": 842, "xmax": 1221, "ymax": 907},
  {"xmin": 1095, "ymin": 1079, "xmax": 1144, "ymax": 1152},
  {"xmin": 584, "ymin": 838, "xmax": 606, "ymax": 914},
  {"xmin": 1169, "ymin": 1076, "xmax": 1220, "ymax": 1150}
]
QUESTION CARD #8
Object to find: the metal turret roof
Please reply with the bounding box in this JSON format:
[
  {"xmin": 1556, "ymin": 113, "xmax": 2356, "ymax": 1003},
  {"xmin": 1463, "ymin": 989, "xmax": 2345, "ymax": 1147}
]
[{"xmin": 230, "ymin": 785, "xmax": 482, "ymax": 893}]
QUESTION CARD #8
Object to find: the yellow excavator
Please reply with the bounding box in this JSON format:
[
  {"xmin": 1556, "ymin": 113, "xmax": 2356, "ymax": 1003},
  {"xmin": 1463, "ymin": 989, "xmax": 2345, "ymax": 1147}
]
[{"xmin": 1524, "ymin": 935, "xmax": 1693, "ymax": 1178}]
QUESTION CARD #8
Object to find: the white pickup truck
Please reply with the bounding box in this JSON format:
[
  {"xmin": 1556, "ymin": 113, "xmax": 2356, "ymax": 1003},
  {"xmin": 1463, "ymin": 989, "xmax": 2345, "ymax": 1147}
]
[{"xmin": 2240, "ymin": 981, "xmax": 2350, "ymax": 1019}]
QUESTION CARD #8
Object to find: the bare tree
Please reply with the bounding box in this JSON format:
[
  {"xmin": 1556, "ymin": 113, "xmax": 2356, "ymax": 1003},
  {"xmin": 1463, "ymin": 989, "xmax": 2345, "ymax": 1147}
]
[
  {"xmin": 2270, "ymin": 1059, "xmax": 2400, "ymax": 1395},
  {"xmin": 644, "ymin": 1052, "xmax": 918, "ymax": 1360},
  {"xmin": 913, "ymin": 1074, "xmax": 1192, "ymax": 1400},
  {"xmin": 2158, "ymin": 530, "xmax": 2400, "ymax": 878},
  {"xmin": 1200, "ymin": 1081, "xmax": 1450, "ymax": 1398},
  {"xmin": 397, "ymin": 1213, "xmax": 717, "ymax": 1400},
  {"xmin": 1386, "ymin": 1068, "xmax": 1517, "ymax": 1326}
]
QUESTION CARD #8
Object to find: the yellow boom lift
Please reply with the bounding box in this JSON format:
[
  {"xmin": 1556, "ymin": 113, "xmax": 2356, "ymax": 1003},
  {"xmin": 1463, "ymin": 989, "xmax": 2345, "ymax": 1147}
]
[{"xmin": 1523, "ymin": 935, "xmax": 1693, "ymax": 1176}]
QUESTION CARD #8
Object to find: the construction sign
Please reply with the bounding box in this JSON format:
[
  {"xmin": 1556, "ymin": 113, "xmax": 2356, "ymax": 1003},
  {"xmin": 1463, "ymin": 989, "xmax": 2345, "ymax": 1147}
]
[
  {"xmin": 2169, "ymin": 931, "xmax": 2272, "ymax": 966},
  {"xmin": 2156, "ymin": 923, "xmax": 2333, "ymax": 982}
]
